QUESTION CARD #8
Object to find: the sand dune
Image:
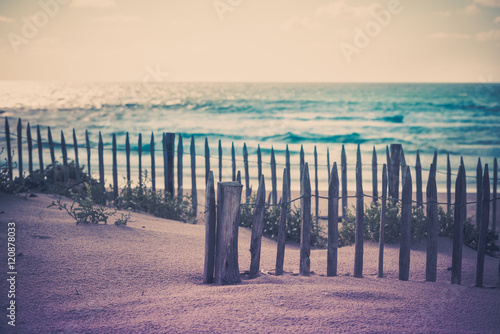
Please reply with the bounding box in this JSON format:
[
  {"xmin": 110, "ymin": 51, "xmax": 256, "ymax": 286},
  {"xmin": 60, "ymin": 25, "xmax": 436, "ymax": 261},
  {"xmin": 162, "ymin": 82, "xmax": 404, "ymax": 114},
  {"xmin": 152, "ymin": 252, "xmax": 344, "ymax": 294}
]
[{"xmin": 0, "ymin": 192, "xmax": 499, "ymax": 333}]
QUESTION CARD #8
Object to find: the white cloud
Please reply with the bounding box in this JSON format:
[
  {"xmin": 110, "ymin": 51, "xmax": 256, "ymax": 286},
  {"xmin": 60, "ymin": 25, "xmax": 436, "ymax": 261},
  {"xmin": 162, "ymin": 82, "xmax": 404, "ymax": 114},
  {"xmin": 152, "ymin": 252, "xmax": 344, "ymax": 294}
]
[
  {"xmin": 494, "ymin": 16, "xmax": 500, "ymax": 23},
  {"xmin": 280, "ymin": 16, "xmax": 320, "ymax": 31},
  {"xmin": 93, "ymin": 15, "xmax": 141, "ymax": 23},
  {"xmin": 475, "ymin": 29, "xmax": 500, "ymax": 41},
  {"xmin": 315, "ymin": 0, "xmax": 381, "ymax": 20},
  {"xmin": 433, "ymin": 11, "xmax": 452, "ymax": 17},
  {"xmin": 464, "ymin": 4, "xmax": 480, "ymax": 14},
  {"xmin": 474, "ymin": 0, "xmax": 500, "ymax": 7},
  {"xmin": 0, "ymin": 15, "xmax": 14, "ymax": 23},
  {"xmin": 71, "ymin": 0, "xmax": 116, "ymax": 8},
  {"xmin": 429, "ymin": 32, "xmax": 471, "ymax": 39}
]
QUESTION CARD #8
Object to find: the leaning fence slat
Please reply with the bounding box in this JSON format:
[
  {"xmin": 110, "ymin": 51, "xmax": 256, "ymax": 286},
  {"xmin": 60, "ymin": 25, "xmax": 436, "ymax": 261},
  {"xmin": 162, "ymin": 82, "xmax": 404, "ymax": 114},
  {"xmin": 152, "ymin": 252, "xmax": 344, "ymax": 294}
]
[
  {"xmin": 203, "ymin": 171, "xmax": 216, "ymax": 284},
  {"xmin": 314, "ymin": 146, "xmax": 319, "ymax": 221},
  {"xmin": 98, "ymin": 132, "xmax": 104, "ymax": 189},
  {"xmin": 400, "ymin": 147, "xmax": 407, "ymax": 189},
  {"xmin": 243, "ymin": 143, "xmax": 251, "ymax": 201},
  {"xmin": 341, "ymin": 145, "xmax": 347, "ymax": 219},
  {"xmin": 61, "ymin": 131, "xmax": 69, "ymax": 184},
  {"xmin": 372, "ymin": 146, "xmax": 378, "ymax": 203},
  {"xmin": 85, "ymin": 130, "xmax": 91, "ymax": 177},
  {"xmin": 271, "ymin": 147, "xmax": 277, "ymax": 205},
  {"xmin": 354, "ymin": 145, "xmax": 364, "ymax": 278},
  {"xmin": 177, "ymin": 135, "xmax": 183, "ymax": 198},
  {"xmin": 378, "ymin": 164, "xmax": 387, "ymax": 278},
  {"xmin": 5, "ymin": 118, "xmax": 12, "ymax": 180},
  {"xmin": 17, "ymin": 119, "xmax": 22, "ymax": 178},
  {"xmin": 389, "ymin": 144, "xmax": 401, "ymax": 200},
  {"xmin": 257, "ymin": 145, "xmax": 262, "ymax": 182},
  {"xmin": 215, "ymin": 181, "xmax": 243, "ymax": 285},
  {"xmin": 300, "ymin": 163, "xmax": 311, "ymax": 276},
  {"xmin": 426, "ymin": 163, "xmax": 438, "ymax": 282},
  {"xmin": 476, "ymin": 164, "xmax": 490, "ymax": 288},
  {"xmin": 493, "ymin": 158, "xmax": 498, "ymax": 234},
  {"xmin": 460, "ymin": 157, "xmax": 467, "ymax": 219},
  {"xmin": 27, "ymin": 123, "xmax": 33, "ymax": 175},
  {"xmin": 327, "ymin": 147, "xmax": 331, "ymax": 184},
  {"xmin": 300, "ymin": 145, "xmax": 305, "ymax": 187},
  {"xmin": 73, "ymin": 129, "xmax": 80, "ymax": 183},
  {"xmin": 37, "ymin": 125, "xmax": 44, "ymax": 172},
  {"xmin": 150, "ymin": 133, "xmax": 156, "ymax": 192},
  {"xmin": 275, "ymin": 168, "xmax": 288, "ymax": 276},
  {"xmin": 190, "ymin": 136, "xmax": 197, "ymax": 216},
  {"xmin": 163, "ymin": 134, "xmax": 168, "ymax": 193},
  {"xmin": 165, "ymin": 133, "xmax": 175, "ymax": 198},
  {"xmin": 399, "ymin": 166, "xmax": 412, "ymax": 281},
  {"xmin": 138, "ymin": 134, "xmax": 143, "ymax": 190},
  {"xmin": 447, "ymin": 153, "xmax": 451, "ymax": 216},
  {"xmin": 48, "ymin": 127, "xmax": 56, "ymax": 186},
  {"xmin": 327, "ymin": 162, "xmax": 339, "ymax": 277},
  {"xmin": 219, "ymin": 139, "xmax": 223, "ymax": 182},
  {"xmin": 126, "ymin": 132, "xmax": 131, "ymax": 183},
  {"xmin": 231, "ymin": 142, "xmax": 236, "ymax": 182},
  {"xmin": 452, "ymin": 165, "xmax": 464, "ymax": 285},
  {"xmin": 476, "ymin": 158, "xmax": 483, "ymax": 230},
  {"xmin": 112, "ymin": 134, "xmax": 118, "ymax": 199},
  {"xmin": 205, "ymin": 138, "xmax": 210, "ymax": 186},
  {"xmin": 249, "ymin": 175, "xmax": 266, "ymax": 279},
  {"xmin": 286, "ymin": 145, "xmax": 291, "ymax": 201},
  {"xmin": 416, "ymin": 150, "xmax": 423, "ymax": 208}
]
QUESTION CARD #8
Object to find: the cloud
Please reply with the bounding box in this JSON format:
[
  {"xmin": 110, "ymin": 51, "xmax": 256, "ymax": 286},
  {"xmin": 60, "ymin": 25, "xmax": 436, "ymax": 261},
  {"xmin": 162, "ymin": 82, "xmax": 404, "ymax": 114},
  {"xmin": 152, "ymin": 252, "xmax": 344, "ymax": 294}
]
[
  {"xmin": 494, "ymin": 16, "xmax": 500, "ymax": 23},
  {"xmin": 93, "ymin": 15, "xmax": 141, "ymax": 23},
  {"xmin": 433, "ymin": 11, "xmax": 452, "ymax": 17},
  {"xmin": 71, "ymin": 0, "xmax": 116, "ymax": 8},
  {"xmin": 475, "ymin": 29, "xmax": 500, "ymax": 41},
  {"xmin": 280, "ymin": 16, "xmax": 320, "ymax": 31},
  {"xmin": 474, "ymin": 0, "xmax": 500, "ymax": 7},
  {"xmin": 315, "ymin": 0, "xmax": 381, "ymax": 20},
  {"xmin": 0, "ymin": 15, "xmax": 14, "ymax": 23},
  {"xmin": 464, "ymin": 4, "xmax": 480, "ymax": 14},
  {"xmin": 429, "ymin": 32, "xmax": 471, "ymax": 39}
]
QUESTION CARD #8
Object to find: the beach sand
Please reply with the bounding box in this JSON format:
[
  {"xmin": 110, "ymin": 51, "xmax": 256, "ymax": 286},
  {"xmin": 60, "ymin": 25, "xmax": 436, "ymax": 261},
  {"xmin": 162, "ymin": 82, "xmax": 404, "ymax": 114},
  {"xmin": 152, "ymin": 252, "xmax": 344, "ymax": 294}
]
[{"xmin": 0, "ymin": 191, "xmax": 499, "ymax": 333}]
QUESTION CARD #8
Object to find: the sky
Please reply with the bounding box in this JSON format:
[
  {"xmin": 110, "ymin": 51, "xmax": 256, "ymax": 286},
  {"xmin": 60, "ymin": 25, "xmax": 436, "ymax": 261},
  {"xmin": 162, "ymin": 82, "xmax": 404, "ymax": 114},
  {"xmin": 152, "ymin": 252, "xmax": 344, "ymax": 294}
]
[{"xmin": 0, "ymin": 0, "xmax": 499, "ymax": 82}]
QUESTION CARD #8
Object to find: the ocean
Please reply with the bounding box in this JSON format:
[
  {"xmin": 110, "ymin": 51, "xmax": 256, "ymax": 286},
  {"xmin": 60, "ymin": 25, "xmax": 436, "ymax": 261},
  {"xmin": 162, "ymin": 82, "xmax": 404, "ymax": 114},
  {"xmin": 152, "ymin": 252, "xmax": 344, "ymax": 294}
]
[{"xmin": 1, "ymin": 81, "xmax": 499, "ymax": 192}]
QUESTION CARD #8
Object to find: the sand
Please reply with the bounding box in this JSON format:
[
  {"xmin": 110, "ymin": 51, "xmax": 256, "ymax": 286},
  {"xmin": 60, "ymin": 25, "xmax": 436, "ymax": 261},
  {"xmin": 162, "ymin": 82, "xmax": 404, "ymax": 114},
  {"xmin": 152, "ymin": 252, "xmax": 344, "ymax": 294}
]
[{"xmin": 0, "ymin": 191, "xmax": 499, "ymax": 333}]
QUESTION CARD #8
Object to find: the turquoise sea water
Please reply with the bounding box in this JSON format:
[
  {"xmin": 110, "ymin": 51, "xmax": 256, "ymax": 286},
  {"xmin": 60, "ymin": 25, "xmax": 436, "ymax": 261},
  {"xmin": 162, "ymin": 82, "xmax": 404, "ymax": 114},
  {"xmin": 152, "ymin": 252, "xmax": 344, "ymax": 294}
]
[{"xmin": 1, "ymin": 82, "xmax": 499, "ymax": 191}]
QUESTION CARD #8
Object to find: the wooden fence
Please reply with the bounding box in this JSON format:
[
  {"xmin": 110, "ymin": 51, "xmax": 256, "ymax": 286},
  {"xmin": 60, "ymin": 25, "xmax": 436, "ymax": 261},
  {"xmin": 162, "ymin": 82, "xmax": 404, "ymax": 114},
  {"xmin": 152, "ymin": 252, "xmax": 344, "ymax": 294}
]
[{"xmin": 2, "ymin": 117, "xmax": 500, "ymax": 287}]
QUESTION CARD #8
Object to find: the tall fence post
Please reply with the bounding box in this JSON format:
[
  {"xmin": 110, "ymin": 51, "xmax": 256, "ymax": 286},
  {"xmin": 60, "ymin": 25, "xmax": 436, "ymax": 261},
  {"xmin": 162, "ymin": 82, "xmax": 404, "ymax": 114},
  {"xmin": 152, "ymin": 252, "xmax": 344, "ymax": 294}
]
[
  {"xmin": 150, "ymin": 133, "xmax": 156, "ymax": 192},
  {"xmin": 61, "ymin": 130, "xmax": 69, "ymax": 184},
  {"xmin": 493, "ymin": 158, "xmax": 498, "ymax": 234},
  {"xmin": 218, "ymin": 139, "xmax": 222, "ymax": 182},
  {"xmin": 98, "ymin": 132, "xmax": 104, "ymax": 190},
  {"xmin": 378, "ymin": 164, "xmax": 387, "ymax": 278},
  {"xmin": 190, "ymin": 136, "xmax": 198, "ymax": 217},
  {"xmin": 27, "ymin": 123, "xmax": 33, "ymax": 175},
  {"xmin": 447, "ymin": 153, "xmax": 451, "ymax": 217},
  {"xmin": 165, "ymin": 133, "xmax": 175, "ymax": 198},
  {"xmin": 354, "ymin": 145, "xmax": 364, "ymax": 278},
  {"xmin": 327, "ymin": 162, "xmax": 339, "ymax": 277},
  {"xmin": 17, "ymin": 119, "xmax": 22, "ymax": 178},
  {"xmin": 476, "ymin": 158, "xmax": 483, "ymax": 230},
  {"xmin": 112, "ymin": 134, "xmax": 118, "ymax": 200},
  {"xmin": 243, "ymin": 143, "xmax": 251, "ymax": 201},
  {"xmin": 372, "ymin": 146, "xmax": 378, "ymax": 203},
  {"xmin": 37, "ymin": 125, "xmax": 44, "ymax": 172},
  {"xmin": 399, "ymin": 165, "xmax": 412, "ymax": 281},
  {"xmin": 400, "ymin": 148, "xmax": 407, "ymax": 188},
  {"xmin": 231, "ymin": 142, "xmax": 236, "ymax": 182},
  {"xmin": 416, "ymin": 150, "xmax": 423, "ymax": 208},
  {"xmin": 257, "ymin": 145, "xmax": 262, "ymax": 182},
  {"xmin": 389, "ymin": 144, "xmax": 401, "ymax": 200},
  {"xmin": 327, "ymin": 147, "xmax": 331, "ymax": 184},
  {"xmin": 205, "ymin": 138, "xmax": 210, "ymax": 186},
  {"xmin": 314, "ymin": 146, "xmax": 319, "ymax": 221},
  {"xmin": 452, "ymin": 165, "xmax": 465, "ymax": 285},
  {"xmin": 163, "ymin": 134, "xmax": 168, "ymax": 194},
  {"xmin": 275, "ymin": 168, "xmax": 288, "ymax": 276},
  {"xmin": 4, "ymin": 118, "xmax": 12, "ymax": 180},
  {"xmin": 138, "ymin": 133, "xmax": 143, "ymax": 191},
  {"xmin": 126, "ymin": 132, "xmax": 131, "ymax": 184},
  {"xmin": 271, "ymin": 147, "xmax": 277, "ymax": 205},
  {"xmin": 300, "ymin": 163, "xmax": 311, "ymax": 276},
  {"xmin": 460, "ymin": 157, "xmax": 467, "ymax": 219},
  {"xmin": 249, "ymin": 175, "xmax": 266, "ymax": 278},
  {"xmin": 48, "ymin": 127, "xmax": 56, "ymax": 186},
  {"xmin": 73, "ymin": 129, "xmax": 80, "ymax": 183},
  {"xmin": 85, "ymin": 130, "xmax": 90, "ymax": 177},
  {"xmin": 341, "ymin": 145, "xmax": 347, "ymax": 219},
  {"xmin": 177, "ymin": 135, "xmax": 183, "ymax": 198},
  {"xmin": 286, "ymin": 145, "xmax": 291, "ymax": 201},
  {"xmin": 215, "ymin": 181, "xmax": 243, "ymax": 285},
  {"xmin": 203, "ymin": 171, "xmax": 216, "ymax": 284},
  {"xmin": 300, "ymin": 145, "xmax": 305, "ymax": 188},
  {"xmin": 476, "ymin": 164, "xmax": 490, "ymax": 288},
  {"xmin": 426, "ymin": 163, "xmax": 438, "ymax": 282}
]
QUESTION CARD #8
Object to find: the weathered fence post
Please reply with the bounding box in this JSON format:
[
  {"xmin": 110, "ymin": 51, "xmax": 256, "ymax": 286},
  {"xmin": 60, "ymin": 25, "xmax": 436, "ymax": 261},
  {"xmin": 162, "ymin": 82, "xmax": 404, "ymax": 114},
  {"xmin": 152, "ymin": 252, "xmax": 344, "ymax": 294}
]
[
  {"xmin": 231, "ymin": 142, "xmax": 236, "ymax": 182},
  {"xmin": 426, "ymin": 163, "xmax": 438, "ymax": 282},
  {"xmin": 37, "ymin": 125, "xmax": 44, "ymax": 172},
  {"xmin": 372, "ymin": 146, "xmax": 378, "ymax": 203},
  {"xmin": 300, "ymin": 145, "xmax": 305, "ymax": 185},
  {"xmin": 400, "ymin": 148, "xmax": 407, "ymax": 187},
  {"xmin": 126, "ymin": 132, "xmax": 131, "ymax": 184},
  {"xmin": 416, "ymin": 150, "xmax": 423, "ymax": 208},
  {"xmin": 452, "ymin": 165, "xmax": 465, "ymax": 285},
  {"xmin": 327, "ymin": 147, "xmax": 331, "ymax": 184},
  {"xmin": 4, "ymin": 118, "xmax": 12, "ymax": 180},
  {"xmin": 112, "ymin": 134, "xmax": 118, "ymax": 200},
  {"xmin": 399, "ymin": 165, "xmax": 412, "ymax": 281},
  {"xmin": 150, "ymin": 133, "xmax": 156, "ymax": 192},
  {"xmin": 17, "ymin": 119, "xmax": 22, "ymax": 178},
  {"xmin": 460, "ymin": 157, "xmax": 467, "ymax": 219},
  {"xmin": 286, "ymin": 145, "xmax": 291, "ymax": 200},
  {"xmin": 177, "ymin": 135, "xmax": 183, "ymax": 198},
  {"xmin": 98, "ymin": 132, "xmax": 104, "ymax": 189},
  {"xmin": 61, "ymin": 131, "xmax": 69, "ymax": 184},
  {"xmin": 27, "ymin": 123, "xmax": 33, "ymax": 175},
  {"xmin": 203, "ymin": 171, "xmax": 216, "ymax": 284},
  {"xmin": 205, "ymin": 138, "xmax": 210, "ymax": 186},
  {"xmin": 300, "ymin": 163, "xmax": 311, "ymax": 276},
  {"xmin": 243, "ymin": 143, "xmax": 251, "ymax": 201},
  {"xmin": 493, "ymin": 158, "xmax": 498, "ymax": 234},
  {"xmin": 327, "ymin": 162, "xmax": 339, "ymax": 277},
  {"xmin": 476, "ymin": 164, "xmax": 490, "ymax": 288},
  {"xmin": 48, "ymin": 127, "xmax": 56, "ymax": 186},
  {"xmin": 190, "ymin": 136, "xmax": 198, "ymax": 216},
  {"xmin": 249, "ymin": 175, "xmax": 266, "ymax": 278},
  {"xmin": 85, "ymin": 130, "xmax": 90, "ymax": 177},
  {"xmin": 165, "ymin": 133, "xmax": 175, "ymax": 198},
  {"xmin": 447, "ymin": 153, "xmax": 451, "ymax": 217},
  {"xmin": 162, "ymin": 134, "xmax": 168, "ymax": 193},
  {"xmin": 218, "ymin": 139, "xmax": 222, "ymax": 182},
  {"xmin": 257, "ymin": 145, "xmax": 262, "ymax": 182},
  {"xmin": 72, "ymin": 129, "xmax": 80, "ymax": 183},
  {"xmin": 354, "ymin": 145, "xmax": 364, "ymax": 278},
  {"xmin": 341, "ymin": 145, "xmax": 347, "ymax": 219},
  {"xmin": 476, "ymin": 158, "xmax": 483, "ymax": 230},
  {"xmin": 271, "ymin": 147, "xmax": 277, "ymax": 205},
  {"xmin": 389, "ymin": 144, "xmax": 401, "ymax": 200},
  {"xmin": 378, "ymin": 164, "xmax": 387, "ymax": 278},
  {"xmin": 275, "ymin": 168, "xmax": 288, "ymax": 276},
  {"xmin": 314, "ymin": 146, "xmax": 319, "ymax": 222},
  {"xmin": 138, "ymin": 133, "xmax": 143, "ymax": 191},
  {"xmin": 215, "ymin": 181, "xmax": 243, "ymax": 285}
]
